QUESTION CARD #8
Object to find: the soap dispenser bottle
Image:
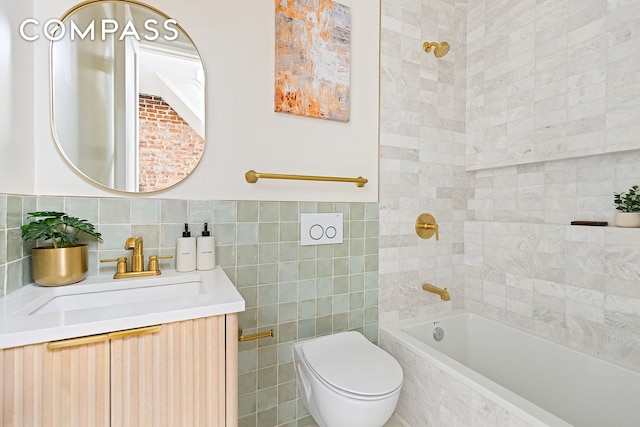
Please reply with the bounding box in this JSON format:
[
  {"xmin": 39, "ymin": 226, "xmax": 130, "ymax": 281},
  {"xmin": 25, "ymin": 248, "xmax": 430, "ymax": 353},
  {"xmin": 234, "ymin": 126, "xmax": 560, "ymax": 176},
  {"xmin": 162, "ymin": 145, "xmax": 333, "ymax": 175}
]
[
  {"xmin": 176, "ymin": 223, "xmax": 197, "ymax": 272},
  {"xmin": 197, "ymin": 223, "xmax": 215, "ymax": 271}
]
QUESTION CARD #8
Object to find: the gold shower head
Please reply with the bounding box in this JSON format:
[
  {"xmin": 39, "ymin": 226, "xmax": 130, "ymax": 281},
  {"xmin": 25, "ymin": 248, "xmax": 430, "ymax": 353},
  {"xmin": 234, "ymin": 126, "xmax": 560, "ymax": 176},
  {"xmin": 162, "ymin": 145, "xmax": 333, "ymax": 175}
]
[{"xmin": 423, "ymin": 41, "xmax": 450, "ymax": 58}]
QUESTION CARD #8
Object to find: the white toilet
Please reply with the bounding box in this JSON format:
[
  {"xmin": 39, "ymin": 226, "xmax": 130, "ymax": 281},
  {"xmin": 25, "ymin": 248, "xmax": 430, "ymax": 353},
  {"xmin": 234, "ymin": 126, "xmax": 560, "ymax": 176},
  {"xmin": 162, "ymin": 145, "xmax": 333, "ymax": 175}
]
[{"xmin": 292, "ymin": 331, "xmax": 403, "ymax": 427}]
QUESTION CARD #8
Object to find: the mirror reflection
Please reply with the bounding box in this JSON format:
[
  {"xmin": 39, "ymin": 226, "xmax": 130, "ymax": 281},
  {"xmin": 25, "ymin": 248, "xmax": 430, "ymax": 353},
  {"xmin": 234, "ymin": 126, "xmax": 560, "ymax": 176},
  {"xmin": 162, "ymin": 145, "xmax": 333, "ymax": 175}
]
[{"xmin": 51, "ymin": 0, "xmax": 205, "ymax": 192}]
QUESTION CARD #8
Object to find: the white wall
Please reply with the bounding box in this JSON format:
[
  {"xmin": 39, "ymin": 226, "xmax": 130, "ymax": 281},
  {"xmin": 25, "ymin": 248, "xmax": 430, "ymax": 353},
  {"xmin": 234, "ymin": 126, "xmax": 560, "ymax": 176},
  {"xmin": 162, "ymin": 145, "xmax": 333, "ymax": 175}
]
[
  {"xmin": 0, "ymin": 0, "xmax": 35, "ymax": 194},
  {"xmin": 24, "ymin": 0, "xmax": 380, "ymax": 202}
]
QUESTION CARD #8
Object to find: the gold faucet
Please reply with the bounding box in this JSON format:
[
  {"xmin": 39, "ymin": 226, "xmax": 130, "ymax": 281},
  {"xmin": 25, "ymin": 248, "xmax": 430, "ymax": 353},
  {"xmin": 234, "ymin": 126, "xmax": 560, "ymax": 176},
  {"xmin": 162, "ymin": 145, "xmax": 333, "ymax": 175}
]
[
  {"xmin": 422, "ymin": 283, "xmax": 450, "ymax": 301},
  {"xmin": 101, "ymin": 236, "xmax": 173, "ymax": 279}
]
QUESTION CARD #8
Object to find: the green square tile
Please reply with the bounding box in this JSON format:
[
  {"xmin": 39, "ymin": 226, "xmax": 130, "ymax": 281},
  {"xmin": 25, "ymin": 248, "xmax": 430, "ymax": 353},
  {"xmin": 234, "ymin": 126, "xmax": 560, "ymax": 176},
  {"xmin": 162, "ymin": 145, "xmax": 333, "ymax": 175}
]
[
  {"xmin": 334, "ymin": 203, "xmax": 350, "ymax": 219},
  {"xmin": 279, "ymin": 202, "xmax": 298, "ymax": 221},
  {"xmin": 278, "ymin": 342, "xmax": 294, "ymax": 364},
  {"xmin": 317, "ymin": 245, "xmax": 333, "ymax": 259},
  {"xmin": 316, "ymin": 259, "xmax": 332, "ymax": 277},
  {"xmin": 333, "ymin": 294, "xmax": 348, "ymax": 313},
  {"xmin": 237, "ymin": 223, "xmax": 259, "ymax": 244},
  {"xmin": 316, "ymin": 278, "xmax": 332, "ymax": 297},
  {"xmin": 350, "ymin": 238, "xmax": 365, "ymax": 256},
  {"xmin": 299, "ymin": 202, "xmax": 317, "ymax": 213},
  {"xmin": 237, "ymin": 201, "xmax": 259, "ymax": 222},
  {"xmin": 316, "ymin": 297, "xmax": 332, "ymax": 316},
  {"xmin": 332, "ymin": 275, "xmax": 348, "ymax": 294},
  {"xmin": 317, "ymin": 202, "xmax": 333, "ymax": 213},
  {"xmin": 277, "ymin": 322, "xmax": 297, "ymax": 343},
  {"xmin": 316, "ymin": 316, "xmax": 332, "ymax": 336},
  {"xmin": 258, "ymin": 284, "xmax": 278, "ymax": 306},
  {"xmin": 350, "ymin": 220, "xmax": 365, "ymax": 238},
  {"xmin": 258, "ymin": 305, "xmax": 278, "ymax": 327},
  {"xmin": 213, "ymin": 223, "xmax": 237, "ymax": 245},
  {"xmin": 238, "ymin": 349, "xmax": 257, "ymax": 374},
  {"xmin": 278, "ymin": 262, "xmax": 298, "ymax": 282},
  {"xmin": 365, "ymin": 254, "xmax": 379, "ymax": 272},
  {"xmin": 350, "ymin": 274, "xmax": 364, "ymax": 292},
  {"xmin": 258, "ymin": 223, "xmax": 279, "ymax": 243},
  {"xmin": 257, "ymin": 407, "xmax": 277, "ymax": 427},
  {"xmin": 259, "ymin": 202, "xmax": 280, "ymax": 221},
  {"xmin": 236, "ymin": 266, "xmax": 258, "ymax": 287},
  {"xmin": 257, "ymin": 366, "xmax": 277, "ymax": 390},
  {"xmin": 279, "ymin": 282, "xmax": 297, "ymax": 303},
  {"xmin": 350, "ymin": 203, "xmax": 365, "ymax": 220},
  {"xmin": 365, "ymin": 306, "xmax": 378, "ymax": 325},
  {"xmin": 278, "ymin": 242, "xmax": 298, "ymax": 262},
  {"xmin": 333, "ymin": 241, "xmax": 349, "ymax": 258},
  {"xmin": 350, "ymin": 256, "xmax": 365, "ymax": 274},
  {"xmin": 187, "ymin": 201, "xmax": 214, "ymax": 224},
  {"xmin": 365, "ymin": 237, "xmax": 379, "ymax": 255},
  {"xmin": 213, "ymin": 201, "xmax": 237, "ymax": 223},
  {"xmin": 100, "ymin": 199, "xmax": 131, "ymax": 224},
  {"xmin": 349, "ymin": 292, "xmax": 364, "ymax": 310},
  {"xmin": 365, "ymin": 289, "xmax": 379, "ymax": 307},
  {"xmin": 333, "ymin": 257, "xmax": 349, "ymax": 276},
  {"xmin": 238, "ymin": 392, "xmax": 256, "ymax": 417},
  {"xmin": 258, "ymin": 345, "xmax": 277, "ymax": 369},
  {"xmin": 298, "ymin": 299, "xmax": 315, "ymax": 319},
  {"xmin": 365, "ymin": 220, "xmax": 379, "ymax": 238},
  {"xmin": 237, "ymin": 244, "xmax": 259, "ymax": 266},
  {"xmin": 161, "ymin": 199, "xmax": 187, "ymax": 223},
  {"xmin": 258, "ymin": 263, "xmax": 278, "ymax": 285},
  {"xmin": 278, "ymin": 381, "xmax": 298, "ymax": 405},
  {"xmin": 238, "ymin": 371, "xmax": 257, "ymax": 395},
  {"xmin": 365, "ymin": 203, "xmax": 379, "ymax": 220},
  {"xmin": 298, "ymin": 280, "xmax": 316, "ymax": 302},
  {"xmin": 258, "ymin": 243, "xmax": 278, "ymax": 264},
  {"xmin": 297, "ymin": 318, "xmax": 316, "ymax": 339},
  {"xmin": 65, "ymin": 197, "xmax": 100, "ymax": 225},
  {"xmin": 278, "ymin": 302, "xmax": 297, "ymax": 323},
  {"xmin": 298, "ymin": 260, "xmax": 315, "ymax": 281},
  {"xmin": 349, "ymin": 309, "xmax": 364, "ymax": 329},
  {"xmin": 279, "ymin": 222, "xmax": 298, "ymax": 242},
  {"xmin": 298, "ymin": 245, "xmax": 317, "ymax": 260},
  {"xmin": 333, "ymin": 313, "xmax": 348, "ymax": 332},
  {"xmin": 365, "ymin": 271, "xmax": 378, "ymax": 289},
  {"xmin": 36, "ymin": 196, "xmax": 64, "ymax": 213},
  {"xmin": 215, "ymin": 245, "xmax": 236, "ymax": 268},
  {"xmin": 239, "ymin": 286, "xmax": 257, "ymax": 308}
]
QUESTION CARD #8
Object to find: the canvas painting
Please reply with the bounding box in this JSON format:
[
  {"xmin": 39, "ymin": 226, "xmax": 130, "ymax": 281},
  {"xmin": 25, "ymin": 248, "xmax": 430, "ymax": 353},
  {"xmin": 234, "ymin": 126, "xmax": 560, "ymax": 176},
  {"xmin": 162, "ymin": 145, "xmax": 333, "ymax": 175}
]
[{"xmin": 274, "ymin": 0, "xmax": 351, "ymax": 122}]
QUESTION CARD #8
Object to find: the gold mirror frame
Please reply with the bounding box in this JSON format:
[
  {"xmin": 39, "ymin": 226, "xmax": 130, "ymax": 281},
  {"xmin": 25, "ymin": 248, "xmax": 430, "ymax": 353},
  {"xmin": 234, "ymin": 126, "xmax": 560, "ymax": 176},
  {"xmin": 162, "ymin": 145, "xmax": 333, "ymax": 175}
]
[{"xmin": 50, "ymin": 0, "xmax": 206, "ymax": 193}]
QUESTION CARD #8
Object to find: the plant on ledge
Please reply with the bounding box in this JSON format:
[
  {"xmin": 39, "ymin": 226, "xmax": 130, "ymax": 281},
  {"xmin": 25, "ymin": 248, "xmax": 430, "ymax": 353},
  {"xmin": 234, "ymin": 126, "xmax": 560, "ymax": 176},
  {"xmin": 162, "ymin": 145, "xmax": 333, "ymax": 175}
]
[
  {"xmin": 21, "ymin": 211, "xmax": 102, "ymax": 248},
  {"xmin": 613, "ymin": 186, "xmax": 640, "ymax": 228},
  {"xmin": 21, "ymin": 211, "xmax": 103, "ymax": 286}
]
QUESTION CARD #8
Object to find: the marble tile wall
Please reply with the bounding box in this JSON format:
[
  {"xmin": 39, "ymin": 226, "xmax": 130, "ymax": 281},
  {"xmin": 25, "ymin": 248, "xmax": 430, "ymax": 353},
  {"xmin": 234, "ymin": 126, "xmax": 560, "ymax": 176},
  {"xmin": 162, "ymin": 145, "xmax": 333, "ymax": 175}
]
[
  {"xmin": 466, "ymin": 0, "xmax": 640, "ymax": 169},
  {"xmin": 465, "ymin": 151, "xmax": 640, "ymax": 372},
  {"xmin": 378, "ymin": 0, "xmax": 468, "ymax": 324}
]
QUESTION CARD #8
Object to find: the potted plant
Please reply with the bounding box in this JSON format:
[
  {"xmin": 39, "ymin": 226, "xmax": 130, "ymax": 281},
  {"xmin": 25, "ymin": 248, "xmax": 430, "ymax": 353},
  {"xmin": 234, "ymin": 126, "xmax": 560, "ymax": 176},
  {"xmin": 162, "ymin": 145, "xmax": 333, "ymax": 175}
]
[
  {"xmin": 21, "ymin": 211, "xmax": 103, "ymax": 286},
  {"xmin": 614, "ymin": 185, "xmax": 640, "ymax": 227}
]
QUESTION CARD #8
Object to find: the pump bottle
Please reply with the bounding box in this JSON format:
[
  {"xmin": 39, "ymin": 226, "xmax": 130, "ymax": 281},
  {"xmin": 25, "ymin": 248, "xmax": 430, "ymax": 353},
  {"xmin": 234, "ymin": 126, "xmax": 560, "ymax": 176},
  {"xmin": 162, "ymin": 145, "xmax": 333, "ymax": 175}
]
[
  {"xmin": 197, "ymin": 223, "xmax": 215, "ymax": 270},
  {"xmin": 176, "ymin": 223, "xmax": 196, "ymax": 272}
]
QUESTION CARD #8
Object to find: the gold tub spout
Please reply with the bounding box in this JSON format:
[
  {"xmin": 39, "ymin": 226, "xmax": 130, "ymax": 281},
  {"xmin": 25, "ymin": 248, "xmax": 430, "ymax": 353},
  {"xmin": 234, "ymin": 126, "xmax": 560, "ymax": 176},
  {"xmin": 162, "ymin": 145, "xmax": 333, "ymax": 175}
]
[{"xmin": 422, "ymin": 283, "xmax": 450, "ymax": 301}]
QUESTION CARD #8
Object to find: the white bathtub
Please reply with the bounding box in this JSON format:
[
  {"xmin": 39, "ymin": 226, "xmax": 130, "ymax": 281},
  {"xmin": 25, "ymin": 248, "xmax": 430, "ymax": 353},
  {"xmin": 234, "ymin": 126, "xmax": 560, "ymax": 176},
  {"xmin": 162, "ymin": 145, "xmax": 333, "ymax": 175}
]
[{"xmin": 379, "ymin": 311, "xmax": 640, "ymax": 427}]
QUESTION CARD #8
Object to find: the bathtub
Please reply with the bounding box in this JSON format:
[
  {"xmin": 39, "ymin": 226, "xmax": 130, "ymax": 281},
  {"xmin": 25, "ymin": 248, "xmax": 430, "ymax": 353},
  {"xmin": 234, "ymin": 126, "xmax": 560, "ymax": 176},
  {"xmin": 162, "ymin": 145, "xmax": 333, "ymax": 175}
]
[{"xmin": 379, "ymin": 311, "xmax": 640, "ymax": 427}]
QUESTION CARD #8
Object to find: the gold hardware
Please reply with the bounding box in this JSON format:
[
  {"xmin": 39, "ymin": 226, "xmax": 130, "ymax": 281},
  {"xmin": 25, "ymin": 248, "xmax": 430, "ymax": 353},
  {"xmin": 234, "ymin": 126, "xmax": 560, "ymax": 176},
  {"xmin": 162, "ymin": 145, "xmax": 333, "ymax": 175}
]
[
  {"xmin": 47, "ymin": 334, "xmax": 109, "ymax": 350},
  {"xmin": 422, "ymin": 283, "xmax": 450, "ymax": 301},
  {"xmin": 245, "ymin": 169, "xmax": 368, "ymax": 188},
  {"xmin": 238, "ymin": 327, "xmax": 274, "ymax": 342},
  {"xmin": 125, "ymin": 236, "xmax": 145, "ymax": 272},
  {"xmin": 108, "ymin": 325, "xmax": 162, "ymax": 340},
  {"xmin": 100, "ymin": 257, "xmax": 128, "ymax": 274},
  {"xmin": 423, "ymin": 41, "xmax": 450, "ymax": 58},
  {"xmin": 47, "ymin": 325, "xmax": 162, "ymax": 350},
  {"xmin": 101, "ymin": 236, "xmax": 173, "ymax": 279},
  {"xmin": 415, "ymin": 213, "xmax": 439, "ymax": 240},
  {"xmin": 148, "ymin": 255, "xmax": 173, "ymax": 272}
]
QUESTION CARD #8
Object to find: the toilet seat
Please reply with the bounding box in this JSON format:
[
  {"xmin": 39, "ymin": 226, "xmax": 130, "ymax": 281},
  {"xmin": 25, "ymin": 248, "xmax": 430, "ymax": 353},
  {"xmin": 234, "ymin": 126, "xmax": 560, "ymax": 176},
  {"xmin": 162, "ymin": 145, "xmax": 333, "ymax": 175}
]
[{"xmin": 301, "ymin": 331, "xmax": 403, "ymax": 398}]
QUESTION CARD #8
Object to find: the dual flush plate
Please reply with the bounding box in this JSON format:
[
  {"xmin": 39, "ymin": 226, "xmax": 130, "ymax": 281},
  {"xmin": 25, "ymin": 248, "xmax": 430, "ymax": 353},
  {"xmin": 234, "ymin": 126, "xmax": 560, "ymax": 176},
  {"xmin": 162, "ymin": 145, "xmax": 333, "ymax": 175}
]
[{"xmin": 300, "ymin": 213, "xmax": 343, "ymax": 246}]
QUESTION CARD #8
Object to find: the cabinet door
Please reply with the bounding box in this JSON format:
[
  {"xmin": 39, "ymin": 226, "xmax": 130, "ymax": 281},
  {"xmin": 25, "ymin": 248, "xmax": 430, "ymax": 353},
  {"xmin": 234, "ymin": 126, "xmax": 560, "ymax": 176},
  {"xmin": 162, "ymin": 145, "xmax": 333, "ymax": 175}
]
[
  {"xmin": 0, "ymin": 338, "xmax": 110, "ymax": 427},
  {"xmin": 110, "ymin": 316, "xmax": 228, "ymax": 427}
]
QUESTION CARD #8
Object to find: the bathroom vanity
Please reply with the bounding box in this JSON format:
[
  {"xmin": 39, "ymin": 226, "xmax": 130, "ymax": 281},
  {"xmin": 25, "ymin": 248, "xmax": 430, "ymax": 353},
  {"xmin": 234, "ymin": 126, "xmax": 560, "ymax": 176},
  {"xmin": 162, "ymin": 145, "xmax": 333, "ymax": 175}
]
[{"xmin": 0, "ymin": 267, "xmax": 244, "ymax": 426}]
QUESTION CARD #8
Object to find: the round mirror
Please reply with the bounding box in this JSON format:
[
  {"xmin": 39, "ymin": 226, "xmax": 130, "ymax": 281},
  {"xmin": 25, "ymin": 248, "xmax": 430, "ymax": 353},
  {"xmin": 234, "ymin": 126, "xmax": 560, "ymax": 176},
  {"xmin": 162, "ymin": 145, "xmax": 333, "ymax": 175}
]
[{"xmin": 50, "ymin": 0, "xmax": 205, "ymax": 193}]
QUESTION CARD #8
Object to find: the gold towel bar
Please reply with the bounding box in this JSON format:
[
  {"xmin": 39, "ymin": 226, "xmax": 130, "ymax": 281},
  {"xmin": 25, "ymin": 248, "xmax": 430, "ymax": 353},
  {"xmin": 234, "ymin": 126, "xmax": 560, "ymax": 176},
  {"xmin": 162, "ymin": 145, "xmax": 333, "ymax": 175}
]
[
  {"xmin": 238, "ymin": 327, "xmax": 274, "ymax": 342},
  {"xmin": 245, "ymin": 170, "xmax": 368, "ymax": 188}
]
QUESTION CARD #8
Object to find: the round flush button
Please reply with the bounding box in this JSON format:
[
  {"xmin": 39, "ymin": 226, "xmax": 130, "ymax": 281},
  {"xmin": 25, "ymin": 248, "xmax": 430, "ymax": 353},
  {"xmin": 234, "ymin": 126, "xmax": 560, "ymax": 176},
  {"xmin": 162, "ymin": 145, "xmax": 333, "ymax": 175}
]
[
  {"xmin": 309, "ymin": 224, "xmax": 324, "ymax": 240},
  {"xmin": 325, "ymin": 226, "xmax": 337, "ymax": 239}
]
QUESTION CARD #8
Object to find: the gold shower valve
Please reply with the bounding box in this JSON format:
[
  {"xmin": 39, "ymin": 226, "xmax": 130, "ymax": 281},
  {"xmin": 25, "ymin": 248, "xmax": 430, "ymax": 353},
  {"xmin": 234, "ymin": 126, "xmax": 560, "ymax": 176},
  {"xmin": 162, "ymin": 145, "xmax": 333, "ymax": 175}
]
[{"xmin": 415, "ymin": 213, "xmax": 439, "ymax": 240}]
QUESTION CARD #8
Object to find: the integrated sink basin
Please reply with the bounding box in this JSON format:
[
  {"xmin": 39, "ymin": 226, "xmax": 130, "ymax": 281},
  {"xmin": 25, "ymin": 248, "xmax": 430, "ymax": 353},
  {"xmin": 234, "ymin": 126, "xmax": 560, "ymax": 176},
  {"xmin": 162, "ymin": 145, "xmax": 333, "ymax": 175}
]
[
  {"xmin": 31, "ymin": 279, "xmax": 203, "ymax": 315},
  {"xmin": 0, "ymin": 267, "xmax": 246, "ymax": 350}
]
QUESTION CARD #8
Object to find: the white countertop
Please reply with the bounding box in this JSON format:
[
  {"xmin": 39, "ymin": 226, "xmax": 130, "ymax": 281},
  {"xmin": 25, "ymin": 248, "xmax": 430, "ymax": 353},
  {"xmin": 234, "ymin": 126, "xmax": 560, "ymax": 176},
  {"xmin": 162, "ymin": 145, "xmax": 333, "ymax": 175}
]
[{"xmin": 0, "ymin": 266, "xmax": 245, "ymax": 350}]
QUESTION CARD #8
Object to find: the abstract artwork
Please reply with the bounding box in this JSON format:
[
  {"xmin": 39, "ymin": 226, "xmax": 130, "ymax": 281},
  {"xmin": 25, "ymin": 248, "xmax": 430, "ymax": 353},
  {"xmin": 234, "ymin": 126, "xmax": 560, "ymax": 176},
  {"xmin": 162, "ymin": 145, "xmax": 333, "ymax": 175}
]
[{"xmin": 274, "ymin": 0, "xmax": 351, "ymax": 122}]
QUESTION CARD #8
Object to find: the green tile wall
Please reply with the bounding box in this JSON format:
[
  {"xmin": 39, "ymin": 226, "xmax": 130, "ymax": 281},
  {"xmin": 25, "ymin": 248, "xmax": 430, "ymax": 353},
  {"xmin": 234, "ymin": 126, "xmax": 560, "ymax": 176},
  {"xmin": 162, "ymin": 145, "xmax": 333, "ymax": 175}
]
[{"xmin": 0, "ymin": 195, "xmax": 379, "ymax": 427}]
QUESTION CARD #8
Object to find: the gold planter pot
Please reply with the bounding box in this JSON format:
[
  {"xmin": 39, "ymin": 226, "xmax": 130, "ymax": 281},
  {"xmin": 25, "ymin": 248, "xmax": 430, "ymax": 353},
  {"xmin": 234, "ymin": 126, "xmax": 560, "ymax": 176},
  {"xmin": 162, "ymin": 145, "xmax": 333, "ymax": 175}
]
[{"xmin": 31, "ymin": 244, "xmax": 88, "ymax": 286}]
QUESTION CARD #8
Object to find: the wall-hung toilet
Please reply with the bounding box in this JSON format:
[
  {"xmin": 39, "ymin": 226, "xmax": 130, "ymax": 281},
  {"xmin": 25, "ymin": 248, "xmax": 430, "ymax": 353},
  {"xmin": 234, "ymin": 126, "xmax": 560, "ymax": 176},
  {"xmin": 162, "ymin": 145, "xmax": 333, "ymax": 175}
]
[{"xmin": 293, "ymin": 331, "xmax": 403, "ymax": 427}]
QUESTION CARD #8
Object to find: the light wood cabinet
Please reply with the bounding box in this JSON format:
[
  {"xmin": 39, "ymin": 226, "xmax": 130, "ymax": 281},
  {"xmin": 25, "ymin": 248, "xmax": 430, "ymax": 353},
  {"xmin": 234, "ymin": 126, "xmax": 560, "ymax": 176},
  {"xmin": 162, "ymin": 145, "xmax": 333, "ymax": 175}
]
[{"xmin": 0, "ymin": 314, "xmax": 238, "ymax": 427}]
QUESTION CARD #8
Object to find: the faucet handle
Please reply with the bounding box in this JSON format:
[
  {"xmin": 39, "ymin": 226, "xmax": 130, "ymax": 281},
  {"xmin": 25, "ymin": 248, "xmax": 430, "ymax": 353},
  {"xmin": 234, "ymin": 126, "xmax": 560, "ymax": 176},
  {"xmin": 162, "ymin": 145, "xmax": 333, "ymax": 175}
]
[
  {"xmin": 101, "ymin": 257, "xmax": 128, "ymax": 274},
  {"xmin": 148, "ymin": 255, "xmax": 173, "ymax": 272}
]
